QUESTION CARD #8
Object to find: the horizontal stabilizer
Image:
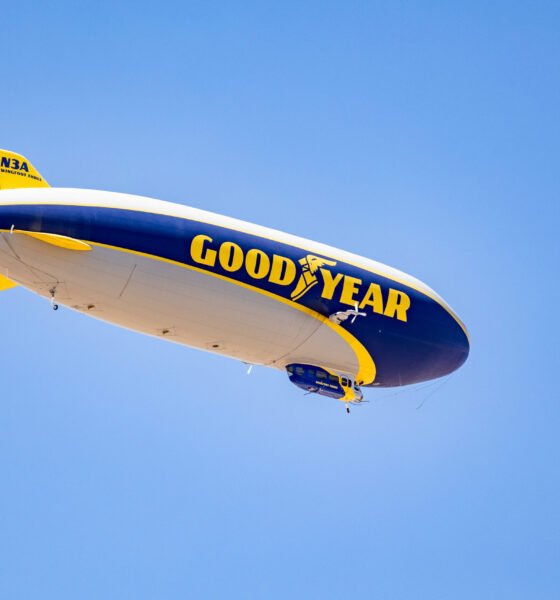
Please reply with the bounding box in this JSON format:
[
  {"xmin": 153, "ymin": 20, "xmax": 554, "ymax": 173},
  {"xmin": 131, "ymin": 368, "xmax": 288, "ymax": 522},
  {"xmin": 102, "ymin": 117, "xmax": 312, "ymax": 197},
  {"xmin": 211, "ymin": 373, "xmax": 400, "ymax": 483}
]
[
  {"xmin": 0, "ymin": 274, "xmax": 17, "ymax": 291},
  {"xmin": 0, "ymin": 150, "xmax": 49, "ymax": 189},
  {"xmin": 16, "ymin": 231, "xmax": 91, "ymax": 251}
]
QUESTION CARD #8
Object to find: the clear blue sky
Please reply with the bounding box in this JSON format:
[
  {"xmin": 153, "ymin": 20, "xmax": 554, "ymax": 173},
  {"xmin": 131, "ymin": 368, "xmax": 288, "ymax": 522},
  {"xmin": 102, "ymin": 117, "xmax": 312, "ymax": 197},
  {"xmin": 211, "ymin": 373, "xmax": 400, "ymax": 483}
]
[{"xmin": 2, "ymin": 2, "xmax": 558, "ymax": 598}]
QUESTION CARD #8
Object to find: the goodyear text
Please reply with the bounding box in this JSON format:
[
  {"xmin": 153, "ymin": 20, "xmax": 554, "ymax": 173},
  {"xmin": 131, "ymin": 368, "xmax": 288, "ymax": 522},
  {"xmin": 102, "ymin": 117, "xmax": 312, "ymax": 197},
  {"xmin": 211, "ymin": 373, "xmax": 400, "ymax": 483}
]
[{"xmin": 190, "ymin": 234, "xmax": 411, "ymax": 322}]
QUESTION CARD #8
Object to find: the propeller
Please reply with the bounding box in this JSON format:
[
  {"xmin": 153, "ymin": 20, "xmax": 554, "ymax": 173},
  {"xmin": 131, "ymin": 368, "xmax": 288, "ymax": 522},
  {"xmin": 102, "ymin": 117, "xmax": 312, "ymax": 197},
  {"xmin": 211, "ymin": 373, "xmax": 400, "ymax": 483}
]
[
  {"xmin": 329, "ymin": 302, "xmax": 367, "ymax": 325},
  {"xmin": 350, "ymin": 302, "xmax": 367, "ymax": 324}
]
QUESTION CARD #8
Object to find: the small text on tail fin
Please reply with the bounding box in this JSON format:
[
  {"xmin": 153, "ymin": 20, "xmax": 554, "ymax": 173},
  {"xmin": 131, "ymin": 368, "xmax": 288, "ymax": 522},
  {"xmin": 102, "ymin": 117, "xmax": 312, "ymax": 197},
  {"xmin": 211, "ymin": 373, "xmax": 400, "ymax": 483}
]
[{"xmin": 0, "ymin": 150, "xmax": 49, "ymax": 189}]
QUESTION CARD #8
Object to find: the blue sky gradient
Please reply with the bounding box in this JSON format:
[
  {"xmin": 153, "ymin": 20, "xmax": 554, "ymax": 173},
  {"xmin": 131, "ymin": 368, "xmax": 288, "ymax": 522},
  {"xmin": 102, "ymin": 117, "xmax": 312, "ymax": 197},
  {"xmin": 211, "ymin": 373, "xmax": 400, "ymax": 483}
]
[{"xmin": 1, "ymin": 2, "xmax": 559, "ymax": 598}]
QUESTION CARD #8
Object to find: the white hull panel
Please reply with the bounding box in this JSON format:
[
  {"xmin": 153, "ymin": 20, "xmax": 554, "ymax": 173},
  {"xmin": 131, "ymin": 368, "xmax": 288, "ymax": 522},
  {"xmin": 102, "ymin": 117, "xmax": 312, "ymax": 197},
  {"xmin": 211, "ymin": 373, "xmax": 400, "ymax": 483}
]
[{"xmin": 0, "ymin": 232, "xmax": 359, "ymax": 374}]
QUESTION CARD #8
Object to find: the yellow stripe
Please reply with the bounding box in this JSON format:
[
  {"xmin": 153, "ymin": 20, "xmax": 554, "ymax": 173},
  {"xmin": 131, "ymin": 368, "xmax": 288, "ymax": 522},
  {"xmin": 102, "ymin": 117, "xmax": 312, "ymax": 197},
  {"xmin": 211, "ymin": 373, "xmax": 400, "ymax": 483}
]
[
  {"xmin": 86, "ymin": 240, "xmax": 377, "ymax": 385},
  {"xmin": 2, "ymin": 199, "xmax": 469, "ymax": 342}
]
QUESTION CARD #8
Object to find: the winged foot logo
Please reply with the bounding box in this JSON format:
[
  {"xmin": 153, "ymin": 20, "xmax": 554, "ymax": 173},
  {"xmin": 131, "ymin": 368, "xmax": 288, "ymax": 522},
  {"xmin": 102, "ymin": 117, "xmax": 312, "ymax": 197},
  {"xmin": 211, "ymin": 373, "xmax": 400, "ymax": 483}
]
[
  {"xmin": 291, "ymin": 255, "xmax": 337, "ymax": 301},
  {"xmin": 189, "ymin": 234, "xmax": 410, "ymax": 322}
]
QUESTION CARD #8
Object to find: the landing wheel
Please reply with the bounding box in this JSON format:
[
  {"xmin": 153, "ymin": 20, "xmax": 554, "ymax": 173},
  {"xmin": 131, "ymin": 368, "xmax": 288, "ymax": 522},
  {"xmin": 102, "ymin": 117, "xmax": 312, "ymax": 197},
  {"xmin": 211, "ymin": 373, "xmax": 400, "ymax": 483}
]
[
  {"xmin": 52, "ymin": 304, "xmax": 59, "ymax": 311},
  {"xmin": 346, "ymin": 404, "xmax": 350, "ymax": 414}
]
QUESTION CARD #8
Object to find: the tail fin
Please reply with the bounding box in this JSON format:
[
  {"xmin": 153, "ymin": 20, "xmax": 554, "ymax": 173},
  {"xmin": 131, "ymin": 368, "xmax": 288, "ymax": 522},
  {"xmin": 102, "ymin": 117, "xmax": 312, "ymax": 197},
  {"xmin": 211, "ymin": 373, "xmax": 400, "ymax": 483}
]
[
  {"xmin": 0, "ymin": 274, "xmax": 17, "ymax": 291},
  {"xmin": 0, "ymin": 150, "xmax": 49, "ymax": 189}
]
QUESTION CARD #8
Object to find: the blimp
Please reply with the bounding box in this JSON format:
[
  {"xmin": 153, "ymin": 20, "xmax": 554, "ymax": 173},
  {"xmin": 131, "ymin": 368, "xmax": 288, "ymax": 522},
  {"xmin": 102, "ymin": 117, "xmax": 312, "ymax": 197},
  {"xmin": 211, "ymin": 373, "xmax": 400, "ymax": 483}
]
[{"xmin": 0, "ymin": 150, "xmax": 469, "ymax": 411}]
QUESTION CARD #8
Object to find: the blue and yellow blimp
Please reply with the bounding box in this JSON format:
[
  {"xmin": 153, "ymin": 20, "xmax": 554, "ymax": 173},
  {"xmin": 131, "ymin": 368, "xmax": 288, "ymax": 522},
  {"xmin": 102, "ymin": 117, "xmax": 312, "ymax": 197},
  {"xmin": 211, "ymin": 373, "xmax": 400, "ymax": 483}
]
[{"xmin": 0, "ymin": 150, "xmax": 469, "ymax": 409}]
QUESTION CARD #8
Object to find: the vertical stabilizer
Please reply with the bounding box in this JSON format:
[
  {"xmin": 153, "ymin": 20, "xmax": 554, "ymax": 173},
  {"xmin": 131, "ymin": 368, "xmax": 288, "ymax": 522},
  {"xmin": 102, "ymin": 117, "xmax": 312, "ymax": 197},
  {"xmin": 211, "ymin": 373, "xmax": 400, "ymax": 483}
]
[
  {"xmin": 0, "ymin": 150, "xmax": 49, "ymax": 189},
  {"xmin": 0, "ymin": 274, "xmax": 17, "ymax": 291}
]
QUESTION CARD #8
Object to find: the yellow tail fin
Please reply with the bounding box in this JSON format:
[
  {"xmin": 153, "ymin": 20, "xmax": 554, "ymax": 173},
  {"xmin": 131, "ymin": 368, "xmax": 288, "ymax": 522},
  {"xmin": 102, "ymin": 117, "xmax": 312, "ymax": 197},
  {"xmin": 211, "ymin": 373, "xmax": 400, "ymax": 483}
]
[
  {"xmin": 0, "ymin": 274, "xmax": 17, "ymax": 291},
  {"xmin": 0, "ymin": 150, "xmax": 49, "ymax": 189}
]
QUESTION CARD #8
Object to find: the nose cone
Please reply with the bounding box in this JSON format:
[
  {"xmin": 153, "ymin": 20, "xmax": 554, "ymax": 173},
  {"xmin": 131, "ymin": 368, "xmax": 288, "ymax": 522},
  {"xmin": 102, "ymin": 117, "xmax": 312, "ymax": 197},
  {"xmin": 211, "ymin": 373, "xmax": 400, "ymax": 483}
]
[
  {"xmin": 408, "ymin": 289, "xmax": 470, "ymax": 384},
  {"xmin": 435, "ymin": 304, "xmax": 470, "ymax": 377},
  {"xmin": 366, "ymin": 287, "xmax": 469, "ymax": 387},
  {"xmin": 417, "ymin": 295, "xmax": 470, "ymax": 383}
]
